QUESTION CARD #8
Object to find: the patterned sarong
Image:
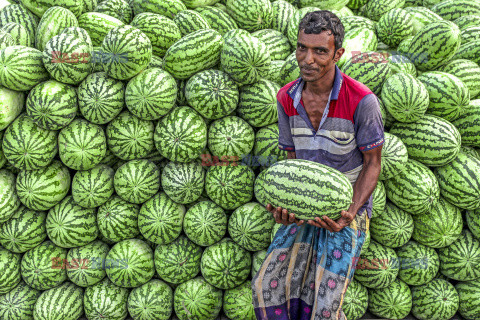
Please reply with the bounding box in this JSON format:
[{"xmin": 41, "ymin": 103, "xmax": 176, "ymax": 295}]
[{"xmin": 252, "ymin": 211, "xmax": 369, "ymax": 320}]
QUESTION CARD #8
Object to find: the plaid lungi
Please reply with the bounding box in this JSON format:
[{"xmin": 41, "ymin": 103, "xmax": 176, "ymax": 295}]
[{"xmin": 252, "ymin": 211, "xmax": 369, "ymax": 320}]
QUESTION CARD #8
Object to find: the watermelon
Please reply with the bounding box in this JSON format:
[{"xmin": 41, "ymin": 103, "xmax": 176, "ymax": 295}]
[
  {"xmin": 0, "ymin": 4, "xmax": 39, "ymax": 42},
  {"xmin": 226, "ymin": 0, "xmax": 272, "ymax": 32},
  {"xmin": 161, "ymin": 161, "xmax": 205, "ymax": 204},
  {"xmin": 130, "ymin": 12, "xmax": 181, "ymax": 57},
  {"xmin": 454, "ymin": 14, "xmax": 480, "ymax": 30},
  {"xmin": 354, "ymin": 240, "xmax": 400, "ymax": 289},
  {"xmin": 21, "ymin": 0, "xmax": 84, "ymax": 17},
  {"xmin": 77, "ymin": 72, "xmax": 125, "ymax": 124},
  {"xmin": 33, "ymin": 282, "xmax": 83, "ymax": 320},
  {"xmin": 376, "ymin": 8, "xmax": 416, "ymax": 47},
  {"xmin": 452, "ymin": 100, "xmax": 480, "ymax": 147},
  {"xmin": 173, "ymin": 10, "xmax": 210, "ymax": 36},
  {"xmin": 26, "ymin": 80, "xmax": 78, "ymax": 130},
  {"xmin": 0, "ymin": 86, "xmax": 23, "ymax": 130},
  {"xmin": 437, "ymin": 229, "xmax": 480, "ymax": 281},
  {"xmin": 341, "ymin": 16, "xmax": 376, "ymax": 33},
  {"xmin": 72, "ymin": 164, "xmax": 114, "ymax": 209},
  {"xmin": 253, "ymin": 123, "xmax": 287, "ymax": 169},
  {"xmin": 389, "ymin": 115, "xmax": 461, "ymax": 166},
  {"xmin": 132, "ymin": 0, "xmax": 186, "ymax": 18},
  {"xmin": 436, "ymin": 59, "xmax": 480, "ymax": 99},
  {"xmin": 223, "ymin": 281, "xmax": 256, "ymax": 320},
  {"xmin": 173, "ymin": 277, "xmax": 222, "ymax": 320},
  {"xmin": 195, "ymin": 6, "xmax": 238, "ymax": 36},
  {"xmin": 35, "ymin": 6, "xmax": 78, "ymax": 52},
  {"xmin": 125, "ymin": 67, "xmax": 177, "ymax": 120},
  {"xmin": 97, "ymin": 195, "xmax": 140, "ymax": 242},
  {"xmin": 455, "ymin": 280, "xmax": 480, "ymax": 320},
  {"xmin": 127, "ymin": 279, "xmax": 173, "ymax": 320},
  {"xmin": 0, "ymin": 246, "xmax": 21, "ymax": 294},
  {"xmin": 460, "ymin": 25, "xmax": 480, "ymax": 44},
  {"xmin": 453, "ymin": 39, "xmax": 480, "ymax": 64},
  {"xmin": 404, "ymin": 6, "xmax": 442, "ymax": 28},
  {"xmin": 66, "ymin": 240, "xmax": 109, "ymax": 287},
  {"xmin": 220, "ymin": 32, "xmax": 271, "ymax": 86},
  {"xmin": 0, "ymin": 280, "xmax": 41, "ymax": 320},
  {"xmin": 101, "ymin": 25, "xmax": 152, "ymax": 80},
  {"xmin": 208, "ymin": 116, "xmax": 254, "ymax": 160},
  {"xmin": 342, "ymin": 279, "xmax": 368, "ymax": 320},
  {"xmin": 163, "ymin": 29, "xmax": 222, "ymax": 80},
  {"xmin": 371, "ymin": 181, "xmax": 386, "ymax": 218},
  {"xmin": 411, "ymin": 279, "xmax": 459, "ymax": 320},
  {"xmin": 77, "ymin": 12, "xmax": 124, "ymax": 47},
  {"xmin": 105, "ymin": 238, "xmax": 155, "ymax": 288},
  {"xmin": 387, "ymin": 53, "xmax": 417, "ymax": 76},
  {"xmin": 138, "ymin": 192, "xmax": 186, "ymax": 245},
  {"xmin": 16, "ymin": 160, "xmax": 70, "ymax": 211},
  {"xmin": 251, "ymin": 249, "xmax": 267, "ymax": 278},
  {"xmin": 106, "ymin": 110, "xmax": 155, "ymax": 160},
  {"xmin": 185, "ymin": 69, "xmax": 239, "ymax": 120},
  {"xmin": 83, "ymin": 278, "xmax": 129, "ymax": 320},
  {"xmin": 418, "ymin": 71, "xmax": 470, "ymax": 121},
  {"xmin": 384, "ymin": 159, "xmax": 439, "ymax": 215},
  {"xmin": 58, "ymin": 118, "xmax": 107, "ymax": 171},
  {"xmin": 367, "ymin": 279, "xmax": 412, "ymax": 319},
  {"xmin": 46, "ymin": 196, "xmax": 98, "ymax": 248},
  {"xmin": 431, "ymin": 0, "xmax": 480, "ymax": 20},
  {"xmin": 1, "ymin": 21, "xmax": 32, "ymax": 46},
  {"xmin": 395, "ymin": 240, "xmax": 439, "ymax": 286},
  {"xmin": 252, "ymin": 28, "xmax": 291, "ymax": 60},
  {"xmin": 114, "ymin": 159, "xmax": 160, "ymax": 204},
  {"xmin": 380, "ymin": 72, "xmax": 429, "ymax": 123},
  {"xmin": 20, "ymin": 240, "xmax": 68, "ymax": 290},
  {"xmin": 258, "ymin": 159, "xmax": 353, "ymax": 220},
  {"xmin": 0, "ymin": 206, "xmax": 46, "ymax": 253},
  {"xmin": 183, "ymin": 201, "xmax": 227, "ymax": 247},
  {"xmin": 0, "ymin": 169, "xmax": 20, "ymax": 224},
  {"xmin": 466, "ymin": 208, "xmax": 480, "ymax": 239},
  {"xmin": 337, "ymin": 28, "xmax": 378, "ymax": 68},
  {"xmin": 95, "ymin": 0, "xmax": 132, "ymax": 24},
  {"xmin": 154, "ymin": 235, "xmax": 202, "ymax": 284},
  {"xmin": 0, "ymin": 113, "xmax": 56, "ymax": 171},
  {"xmin": 154, "ymin": 106, "xmax": 207, "ymax": 163},
  {"xmin": 406, "ymin": 20, "xmax": 461, "ymax": 71},
  {"xmin": 378, "ymin": 132, "xmax": 408, "ymax": 180},
  {"xmin": 201, "ymin": 238, "xmax": 251, "ymax": 290},
  {"xmin": 434, "ymin": 152, "xmax": 480, "ymax": 210},
  {"xmin": 411, "ymin": 196, "xmax": 463, "ymax": 248},
  {"xmin": 369, "ymin": 202, "xmax": 413, "ymax": 248}
]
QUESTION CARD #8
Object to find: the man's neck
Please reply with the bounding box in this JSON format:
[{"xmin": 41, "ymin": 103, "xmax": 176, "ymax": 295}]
[{"xmin": 303, "ymin": 65, "xmax": 336, "ymax": 96}]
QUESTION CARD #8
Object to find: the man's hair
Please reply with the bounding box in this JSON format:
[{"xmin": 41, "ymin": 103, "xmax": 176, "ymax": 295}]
[{"xmin": 298, "ymin": 11, "xmax": 345, "ymax": 53}]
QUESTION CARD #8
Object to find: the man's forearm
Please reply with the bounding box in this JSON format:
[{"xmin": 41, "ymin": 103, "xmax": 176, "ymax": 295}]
[{"xmin": 348, "ymin": 161, "xmax": 381, "ymax": 214}]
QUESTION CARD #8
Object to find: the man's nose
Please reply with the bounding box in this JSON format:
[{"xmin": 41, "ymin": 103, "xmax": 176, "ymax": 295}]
[{"xmin": 304, "ymin": 49, "xmax": 314, "ymax": 64}]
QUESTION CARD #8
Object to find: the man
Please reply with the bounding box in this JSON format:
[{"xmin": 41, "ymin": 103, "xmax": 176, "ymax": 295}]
[{"xmin": 252, "ymin": 10, "xmax": 384, "ymax": 320}]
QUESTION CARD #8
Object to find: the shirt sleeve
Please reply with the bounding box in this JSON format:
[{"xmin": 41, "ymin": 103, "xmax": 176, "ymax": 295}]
[
  {"xmin": 354, "ymin": 94, "xmax": 385, "ymax": 152},
  {"xmin": 277, "ymin": 100, "xmax": 295, "ymax": 151}
]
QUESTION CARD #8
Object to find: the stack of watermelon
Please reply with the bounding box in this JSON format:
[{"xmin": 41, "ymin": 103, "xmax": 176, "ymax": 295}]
[{"xmin": 0, "ymin": 0, "xmax": 479, "ymax": 319}]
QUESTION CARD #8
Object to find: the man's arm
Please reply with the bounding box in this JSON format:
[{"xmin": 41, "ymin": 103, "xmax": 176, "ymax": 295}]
[{"xmin": 287, "ymin": 151, "xmax": 296, "ymax": 159}]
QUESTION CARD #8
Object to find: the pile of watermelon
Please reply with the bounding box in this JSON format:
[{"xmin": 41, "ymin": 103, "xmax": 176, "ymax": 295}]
[{"xmin": 0, "ymin": 0, "xmax": 479, "ymax": 319}]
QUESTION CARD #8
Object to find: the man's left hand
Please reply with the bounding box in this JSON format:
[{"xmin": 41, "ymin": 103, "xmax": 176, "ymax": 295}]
[{"xmin": 307, "ymin": 210, "xmax": 356, "ymax": 232}]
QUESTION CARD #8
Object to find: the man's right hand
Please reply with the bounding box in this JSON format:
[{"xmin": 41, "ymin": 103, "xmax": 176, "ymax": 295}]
[{"xmin": 266, "ymin": 204, "xmax": 305, "ymax": 226}]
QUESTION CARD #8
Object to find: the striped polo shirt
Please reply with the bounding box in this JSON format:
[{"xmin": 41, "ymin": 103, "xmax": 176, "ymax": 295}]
[{"xmin": 277, "ymin": 65, "xmax": 384, "ymax": 218}]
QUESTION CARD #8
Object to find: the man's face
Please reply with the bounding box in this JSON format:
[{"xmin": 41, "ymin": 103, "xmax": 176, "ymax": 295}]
[{"xmin": 296, "ymin": 30, "xmax": 344, "ymax": 82}]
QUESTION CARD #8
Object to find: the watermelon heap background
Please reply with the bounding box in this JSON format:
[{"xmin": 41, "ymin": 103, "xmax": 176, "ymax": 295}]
[{"xmin": 0, "ymin": 0, "xmax": 479, "ymax": 319}]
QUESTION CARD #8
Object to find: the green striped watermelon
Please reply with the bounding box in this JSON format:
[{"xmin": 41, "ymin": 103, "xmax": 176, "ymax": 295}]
[
  {"xmin": 271, "ymin": 0, "xmax": 296, "ymax": 35},
  {"xmin": 195, "ymin": 6, "xmax": 238, "ymax": 36},
  {"xmin": 226, "ymin": 0, "xmax": 272, "ymax": 32},
  {"xmin": 259, "ymin": 159, "xmax": 353, "ymax": 220},
  {"xmin": 466, "ymin": 208, "xmax": 480, "ymax": 239},
  {"xmin": 138, "ymin": 192, "xmax": 185, "ymax": 245},
  {"xmin": 395, "ymin": 240, "xmax": 439, "ymax": 286},
  {"xmin": 436, "ymin": 59, "xmax": 480, "ymax": 99},
  {"xmin": 228, "ymin": 202, "xmax": 275, "ymax": 251},
  {"xmin": 0, "ymin": 246, "xmax": 21, "ymax": 294},
  {"xmin": 97, "ymin": 195, "xmax": 140, "ymax": 242},
  {"xmin": 161, "ymin": 161, "xmax": 205, "ymax": 204},
  {"xmin": 201, "ymin": 238, "xmax": 251, "ymax": 290},
  {"xmin": 105, "ymin": 238, "xmax": 155, "ymax": 288},
  {"xmin": 46, "ymin": 195, "xmax": 98, "ymax": 248},
  {"xmin": 251, "ymin": 250, "xmax": 267, "ymax": 278},
  {"xmin": 0, "ymin": 86, "xmax": 23, "ymax": 130},
  {"xmin": 389, "ymin": 115, "xmax": 461, "ymax": 166},
  {"xmin": 66, "ymin": 240, "xmax": 109, "ymax": 287},
  {"xmin": 384, "ymin": 159, "xmax": 439, "ymax": 215},
  {"xmin": 208, "ymin": 116, "xmax": 254, "ymax": 159},
  {"xmin": 72, "ymin": 164, "xmax": 114, "ymax": 209},
  {"xmin": 371, "ymin": 181, "xmax": 386, "ymax": 218},
  {"xmin": 376, "ymin": 8, "xmax": 416, "ymax": 47},
  {"xmin": 252, "ymin": 28, "xmax": 291, "ymax": 60},
  {"xmin": 341, "ymin": 15, "xmax": 376, "ymax": 33},
  {"xmin": 264, "ymin": 59, "xmax": 284, "ymax": 85},
  {"xmin": 127, "ymin": 279, "xmax": 173, "ymax": 320},
  {"xmin": 154, "ymin": 235, "xmax": 202, "ymax": 284},
  {"xmin": 431, "ymin": 0, "xmax": 480, "ymax": 20},
  {"xmin": 173, "ymin": 277, "xmax": 222, "ymax": 320},
  {"xmin": 154, "ymin": 106, "xmax": 207, "ymax": 163},
  {"xmin": 130, "ymin": 12, "xmax": 181, "ymax": 57},
  {"xmin": 454, "ymin": 14, "xmax": 480, "ymax": 30},
  {"xmin": 343, "ymin": 279, "xmax": 368, "ymax": 320},
  {"xmin": 452, "ymin": 100, "xmax": 480, "ymax": 147},
  {"xmin": 0, "ymin": 280, "xmax": 41, "ymax": 320},
  {"xmin": 223, "ymin": 281, "xmax": 255, "ymax": 320},
  {"xmin": 132, "ymin": 0, "xmax": 186, "ymax": 18},
  {"xmin": 369, "ymin": 202, "xmax": 413, "ymax": 248},
  {"xmin": 101, "ymin": 25, "xmax": 152, "ymax": 80},
  {"xmin": 453, "ymin": 39, "xmax": 480, "ymax": 64},
  {"xmin": 114, "ymin": 159, "xmax": 160, "ymax": 204},
  {"xmin": 77, "ymin": 12, "xmax": 124, "ymax": 47},
  {"xmin": 378, "ymin": 132, "xmax": 408, "ymax": 181},
  {"xmin": 460, "ymin": 25, "xmax": 480, "ymax": 44},
  {"xmin": 185, "ymin": 69, "xmax": 239, "ymax": 120},
  {"xmin": 83, "ymin": 278, "xmax": 129, "ymax": 320},
  {"xmin": 404, "ymin": 6, "xmax": 442, "ymax": 28},
  {"xmin": 2, "ymin": 114, "xmax": 58, "ymax": 170},
  {"xmin": 0, "ymin": 4, "xmax": 39, "ymax": 42},
  {"xmin": 78, "ymin": 72, "xmax": 125, "ymax": 124},
  {"xmin": 0, "ymin": 169, "xmax": 20, "ymax": 224},
  {"xmin": 411, "ymin": 279, "xmax": 459, "ymax": 320},
  {"xmin": 380, "ymin": 72, "xmax": 429, "ymax": 123},
  {"xmin": 173, "ymin": 9, "xmax": 210, "ymax": 36},
  {"xmin": 1, "ymin": 21, "xmax": 32, "ymax": 46},
  {"xmin": 253, "ymin": 123, "xmax": 287, "ymax": 169},
  {"xmin": 387, "ymin": 53, "xmax": 417, "ymax": 77},
  {"xmin": 16, "ymin": 160, "xmax": 70, "ymax": 211},
  {"xmin": 21, "ymin": 0, "xmax": 84, "ymax": 17},
  {"xmin": 367, "ymin": 279, "xmax": 412, "ymax": 319},
  {"xmin": 455, "ymin": 280, "xmax": 480, "ymax": 320},
  {"xmin": 0, "ymin": 206, "xmax": 46, "ymax": 253},
  {"xmin": 237, "ymin": 79, "xmax": 280, "ymax": 128},
  {"xmin": 20, "ymin": 240, "xmax": 68, "ymax": 290},
  {"xmin": 437, "ymin": 229, "xmax": 480, "ymax": 281},
  {"xmin": 434, "ymin": 152, "xmax": 480, "ymax": 210},
  {"xmin": 95, "ymin": 0, "xmax": 132, "ymax": 24},
  {"xmin": 411, "ymin": 196, "xmax": 463, "ymax": 248},
  {"xmin": 106, "ymin": 110, "xmax": 155, "ymax": 160},
  {"xmin": 35, "ymin": 6, "xmax": 78, "ymax": 52},
  {"xmin": 337, "ymin": 28, "xmax": 378, "ymax": 68},
  {"xmin": 33, "ymin": 282, "xmax": 83, "ymax": 320},
  {"xmin": 183, "ymin": 201, "xmax": 227, "ymax": 247}
]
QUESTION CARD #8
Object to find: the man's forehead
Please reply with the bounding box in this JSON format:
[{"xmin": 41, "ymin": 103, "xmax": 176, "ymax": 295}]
[{"xmin": 297, "ymin": 30, "xmax": 335, "ymax": 47}]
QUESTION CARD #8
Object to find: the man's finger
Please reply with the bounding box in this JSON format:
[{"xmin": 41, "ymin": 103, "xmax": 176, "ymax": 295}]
[
  {"xmin": 315, "ymin": 217, "xmax": 335, "ymax": 232},
  {"xmin": 296, "ymin": 219, "xmax": 305, "ymax": 226},
  {"xmin": 288, "ymin": 213, "xmax": 295, "ymax": 223},
  {"xmin": 281, "ymin": 208, "xmax": 288, "ymax": 222},
  {"xmin": 266, "ymin": 203, "xmax": 273, "ymax": 212},
  {"xmin": 322, "ymin": 216, "xmax": 340, "ymax": 230}
]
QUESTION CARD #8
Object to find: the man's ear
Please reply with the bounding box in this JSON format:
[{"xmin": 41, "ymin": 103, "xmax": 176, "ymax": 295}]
[{"xmin": 333, "ymin": 47, "xmax": 345, "ymax": 63}]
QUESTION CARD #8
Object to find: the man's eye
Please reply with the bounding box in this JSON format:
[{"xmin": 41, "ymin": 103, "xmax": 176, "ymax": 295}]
[{"xmin": 316, "ymin": 49, "xmax": 326, "ymax": 54}]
